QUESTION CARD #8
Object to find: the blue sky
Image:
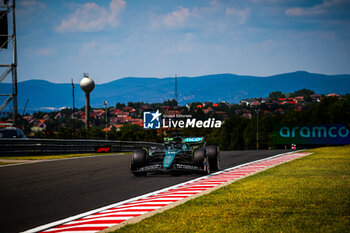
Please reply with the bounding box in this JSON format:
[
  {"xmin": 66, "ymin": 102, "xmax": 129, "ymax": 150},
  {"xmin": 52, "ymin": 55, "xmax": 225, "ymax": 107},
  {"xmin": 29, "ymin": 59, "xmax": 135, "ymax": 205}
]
[{"xmin": 4, "ymin": 0, "xmax": 350, "ymax": 83}]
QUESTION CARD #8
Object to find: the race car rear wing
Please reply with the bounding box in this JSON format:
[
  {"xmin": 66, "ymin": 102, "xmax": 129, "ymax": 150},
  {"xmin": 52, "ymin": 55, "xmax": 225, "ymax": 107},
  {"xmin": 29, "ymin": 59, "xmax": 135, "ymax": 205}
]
[
  {"xmin": 164, "ymin": 137, "xmax": 205, "ymax": 143},
  {"xmin": 184, "ymin": 137, "xmax": 205, "ymax": 143}
]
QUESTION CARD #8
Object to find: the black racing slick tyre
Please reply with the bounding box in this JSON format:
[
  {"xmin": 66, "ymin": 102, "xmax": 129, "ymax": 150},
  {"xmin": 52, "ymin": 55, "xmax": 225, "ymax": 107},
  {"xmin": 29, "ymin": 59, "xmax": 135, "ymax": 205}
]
[
  {"xmin": 132, "ymin": 149, "xmax": 147, "ymax": 165},
  {"xmin": 193, "ymin": 148, "xmax": 206, "ymax": 165},
  {"xmin": 206, "ymin": 146, "xmax": 220, "ymax": 172},
  {"xmin": 193, "ymin": 149, "xmax": 210, "ymax": 175},
  {"xmin": 131, "ymin": 149, "xmax": 147, "ymax": 176}
]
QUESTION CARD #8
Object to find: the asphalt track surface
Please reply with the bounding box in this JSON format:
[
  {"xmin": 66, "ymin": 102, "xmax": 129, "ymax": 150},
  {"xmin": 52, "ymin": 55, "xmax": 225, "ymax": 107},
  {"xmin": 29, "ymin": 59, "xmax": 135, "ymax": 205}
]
[{"xmin": 0, "ymin": 150, "xmax": 290, "ymax": 233}]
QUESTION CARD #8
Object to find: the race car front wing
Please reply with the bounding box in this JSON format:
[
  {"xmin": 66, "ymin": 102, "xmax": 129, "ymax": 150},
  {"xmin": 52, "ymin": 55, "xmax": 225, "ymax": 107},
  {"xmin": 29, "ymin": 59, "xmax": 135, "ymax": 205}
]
[{"xmin": 133, "ymin": 163, "xmax": 201, "ymax": 173}]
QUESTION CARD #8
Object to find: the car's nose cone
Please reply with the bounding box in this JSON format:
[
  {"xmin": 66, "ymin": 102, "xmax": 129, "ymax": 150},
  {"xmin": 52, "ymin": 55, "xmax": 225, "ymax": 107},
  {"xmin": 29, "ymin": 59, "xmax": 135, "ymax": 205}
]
[{"xmin": 163, "ymin": 150, "xmax": 177, "ymax": 168}]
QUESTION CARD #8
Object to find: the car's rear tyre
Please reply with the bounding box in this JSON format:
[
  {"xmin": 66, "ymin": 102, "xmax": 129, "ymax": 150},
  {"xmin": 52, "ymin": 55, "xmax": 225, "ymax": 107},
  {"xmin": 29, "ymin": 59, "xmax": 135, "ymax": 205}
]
[
  {"xmin": 206, "ymin": 146, "xmax": 220, "ymax": 171},
  {"xmin": 131, "ymin": 149, "xmax": 147, "ymax": 176},
  {"xmin": 193, "ymin": 148, "xmax": 205, "ymax": 165},
  {"xmin": 194, "ymin": 149, "xmax": 210, "ymax": 175}
]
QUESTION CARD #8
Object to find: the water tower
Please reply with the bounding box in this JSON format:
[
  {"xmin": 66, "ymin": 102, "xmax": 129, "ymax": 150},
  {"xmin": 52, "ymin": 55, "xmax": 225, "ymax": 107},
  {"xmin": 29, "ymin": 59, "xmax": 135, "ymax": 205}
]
[{"xmin": 80, "ymin": 73, "xmax": 95, "ymax": 137}]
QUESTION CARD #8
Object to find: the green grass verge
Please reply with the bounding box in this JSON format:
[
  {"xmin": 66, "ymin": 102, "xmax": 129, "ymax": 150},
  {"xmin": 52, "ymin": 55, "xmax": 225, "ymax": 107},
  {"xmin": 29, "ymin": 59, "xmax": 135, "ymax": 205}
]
[
  {"xmin": 0, "ymin": 152, "xmax": 131, "ymax": 160},
  {"xmin": 112, "ymin": 146, "xmax": 350, "ymax": 233}
]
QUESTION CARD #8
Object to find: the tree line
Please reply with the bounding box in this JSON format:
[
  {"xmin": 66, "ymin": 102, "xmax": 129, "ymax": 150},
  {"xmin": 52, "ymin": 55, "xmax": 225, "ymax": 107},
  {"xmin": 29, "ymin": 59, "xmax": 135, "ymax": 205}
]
[
  {"xmin": 203, "ymin": 94, "xmax": 350, "ymax": 150},
  {"xmin": 8, "ymin": 91, "xmax": 350, "ymax": 150}
]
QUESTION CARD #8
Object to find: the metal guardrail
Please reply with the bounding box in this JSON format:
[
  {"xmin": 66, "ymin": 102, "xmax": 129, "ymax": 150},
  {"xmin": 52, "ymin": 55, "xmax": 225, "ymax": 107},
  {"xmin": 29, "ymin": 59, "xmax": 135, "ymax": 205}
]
[{"xmin": 0, "ymin": 139, "xmax": 161, "ymax": 156}]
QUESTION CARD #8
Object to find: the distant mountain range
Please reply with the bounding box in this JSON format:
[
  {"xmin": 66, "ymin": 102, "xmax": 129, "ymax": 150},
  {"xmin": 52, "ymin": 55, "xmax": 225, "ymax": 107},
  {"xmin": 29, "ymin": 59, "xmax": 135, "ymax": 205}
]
[{"xmin": 0, "ymin": 71, "xmax": 349, "ymax": 113}]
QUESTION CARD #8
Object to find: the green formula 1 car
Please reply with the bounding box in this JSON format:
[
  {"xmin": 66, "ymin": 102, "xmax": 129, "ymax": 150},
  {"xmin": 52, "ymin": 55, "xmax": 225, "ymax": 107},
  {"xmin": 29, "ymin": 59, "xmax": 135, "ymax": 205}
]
[{"xmin": 130, "ymin": 136, "xmax": 220, "ymax": 176}]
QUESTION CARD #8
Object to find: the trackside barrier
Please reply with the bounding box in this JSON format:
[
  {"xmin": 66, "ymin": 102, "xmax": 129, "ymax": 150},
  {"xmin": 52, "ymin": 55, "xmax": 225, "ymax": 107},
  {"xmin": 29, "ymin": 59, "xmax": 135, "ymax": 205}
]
[{"xmin": 0, "ymin": 139, "xmax": 161, "ymax": 156}]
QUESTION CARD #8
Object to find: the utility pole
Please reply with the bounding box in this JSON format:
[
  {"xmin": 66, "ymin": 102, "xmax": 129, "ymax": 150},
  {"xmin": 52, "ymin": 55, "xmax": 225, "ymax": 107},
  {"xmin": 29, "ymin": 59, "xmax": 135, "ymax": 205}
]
[
  {"xmin": 255, "ymin": 109, "xmax": 260, "ymax": 150},
  {"xmin": 175, "ymin": 74, "xmax": 178, "ymax": 103},
  {"xmin": 22, "ymin": 98, "xmax": 28, "ymax": 115},
  {"xmin": 104, "ymin": 100, "xmax": 108, "ymax": 140},
  {"xmin": 71, "ymin": 78, "xmax": 75, "ymax": 138}
]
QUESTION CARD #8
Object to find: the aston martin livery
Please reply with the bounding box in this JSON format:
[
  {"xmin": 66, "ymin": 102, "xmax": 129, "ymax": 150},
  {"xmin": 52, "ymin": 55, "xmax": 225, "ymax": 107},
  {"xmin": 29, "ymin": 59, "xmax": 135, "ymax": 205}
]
[{"xmin": 130, "ymin": 136, "xmax": 220, "ymax": 176}]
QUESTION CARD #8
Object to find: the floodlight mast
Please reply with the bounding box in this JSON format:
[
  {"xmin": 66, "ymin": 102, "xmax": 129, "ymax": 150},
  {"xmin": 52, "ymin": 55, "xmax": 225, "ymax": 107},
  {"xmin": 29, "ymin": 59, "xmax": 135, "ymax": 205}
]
[
  {"xmin": 0, "ymin": 0, "xmax": 18, "ymax": 126},
  {"xmin": 80, "ymin": 74, "xmax": 95, "ymax": 138}
]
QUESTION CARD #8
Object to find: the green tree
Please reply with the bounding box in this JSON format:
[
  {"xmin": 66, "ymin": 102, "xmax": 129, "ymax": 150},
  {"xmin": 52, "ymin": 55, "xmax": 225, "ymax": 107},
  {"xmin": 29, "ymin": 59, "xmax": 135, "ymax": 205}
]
[
  {"xmin": 243, "ymin": 121, "xmax": 257, "ymax": 150},
  {"xmin": 57, "ymin": 127, "xmax": 73, "ymax": 139},
  {"xmin": 269, "ymin": 91, "xmax": 285, "ymax": 100},
  {"xmin": 163, "ymin": 99, "xmax": 178, "ymax": 107},
  {"xmin": 90, "ymin": 127, "xmax": 104, "ymax": 139},
  {"xmin": 116, "ymin": 102, "xmax": 126, "ymax": 109},
  {"xmin": 119, "ymin": 124, "xmax": 143, "ymax": 141},
  {"xmin": 215, "ymin": 115, "xmax": 249, "ymax": 150},
  {"xmin": 291, "ymin": 88, "xmax": 315, "ymax": 101}
]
